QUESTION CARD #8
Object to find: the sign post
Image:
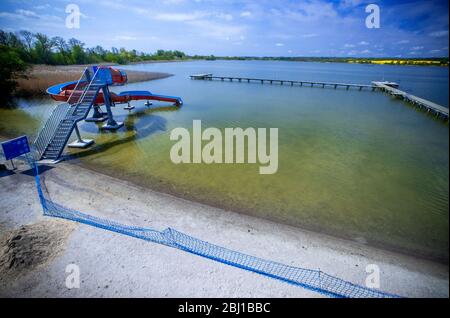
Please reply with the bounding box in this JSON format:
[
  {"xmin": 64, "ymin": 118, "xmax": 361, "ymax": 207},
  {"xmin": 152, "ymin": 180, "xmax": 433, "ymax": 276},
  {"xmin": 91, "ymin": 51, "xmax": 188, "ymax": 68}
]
[{"xmin": 1, "ymin": 136, "xmax": 31, "ymax": 169}]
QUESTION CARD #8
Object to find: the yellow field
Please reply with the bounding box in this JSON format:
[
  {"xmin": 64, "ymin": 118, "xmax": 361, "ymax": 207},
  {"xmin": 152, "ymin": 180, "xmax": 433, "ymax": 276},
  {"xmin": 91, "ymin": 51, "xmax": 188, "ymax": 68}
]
[{"xmin": 347, "ymin": 59, "xmax": 448, "ymax": 66}]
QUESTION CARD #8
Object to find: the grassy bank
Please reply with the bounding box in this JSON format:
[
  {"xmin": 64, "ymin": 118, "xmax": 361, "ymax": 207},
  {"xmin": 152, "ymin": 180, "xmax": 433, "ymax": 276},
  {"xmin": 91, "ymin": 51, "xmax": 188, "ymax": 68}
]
[{"xmin": 15, "ymin": 64, "xmax": 172, "ymax": 96}]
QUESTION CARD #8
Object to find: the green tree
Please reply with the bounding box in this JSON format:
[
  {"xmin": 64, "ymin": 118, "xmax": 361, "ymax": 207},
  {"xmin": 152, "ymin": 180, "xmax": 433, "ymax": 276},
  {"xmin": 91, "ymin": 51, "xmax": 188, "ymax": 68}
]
[
  {"xmin": 68, "ymin": 38, "xmax": 86, "ymax": 64},
  {"xmin": 33, "ymin": 33, "xmax": 55, "ymax": 64},
  {"xmin": 0, "ymin": 44, "xmax": 29, "ymax": 105}
]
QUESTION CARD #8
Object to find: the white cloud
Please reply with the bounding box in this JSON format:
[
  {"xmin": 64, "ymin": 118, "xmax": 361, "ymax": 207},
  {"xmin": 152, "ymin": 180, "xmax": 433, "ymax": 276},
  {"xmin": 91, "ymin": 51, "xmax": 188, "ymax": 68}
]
[
  {"xmin": 154, "ymin": 11, "xmax": 207, "ymax": 22},
  {"xmin": 358, "ymin": 41, "xmax": 369, "ymax": 45},
  {"xmin": 283, "ymin": 2, "xmax": 337, "ymax": 22},
  {"xmin": 216, "ymin": 13, "xmax": 233, "ymax": 21},
  {"xmin": 429, "ymin": 30, "xmax": 449, "ymax": 38},
  {"xmin": 0, "ymin": 9, "xmax": 41, "ymax": 20},
  {"xmin": 302, "ymin": 33, "xmax": 318, "ymax": 38},
  {"xmin": 411, "ymin": 46, "xmax": 424, "ymax": 51},
  {"xmin": 162, "ymin": 0, "xmax": 186, "ymax": 4},
  {"xmin": 188, "ymin": 20, "xmax": 246, "ymax": 40},
  {"xmin": 340, "ymin": 0, "xmax": 363, "ymax": 8},
  {"xmin": 344, "ymin": 43, "xmax": 355, "ymax": 48},
  {"xmin": 275, "ymin": 43, "xmax": 284, "ymax": 47},
  {"xmin": 113, "ymin": 35, "xmax": 138, "ymax": 41},
  {"xmin": 16, "ymin": 9, "xmax": 40, "ymax": 19},
  {"xmin": 33, "ymin": 4, "xmax": 51, "ymax": 11},
  {"xmin": 240, "ymin": 11, "xmax": 252, "ymax": 18}
]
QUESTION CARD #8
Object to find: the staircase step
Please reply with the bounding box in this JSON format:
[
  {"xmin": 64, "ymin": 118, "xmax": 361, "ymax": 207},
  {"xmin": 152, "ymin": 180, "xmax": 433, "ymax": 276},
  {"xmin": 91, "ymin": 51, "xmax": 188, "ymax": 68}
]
[{"xmin": 36, "ymin": 76, "xmax": 103, "ymax": 161}]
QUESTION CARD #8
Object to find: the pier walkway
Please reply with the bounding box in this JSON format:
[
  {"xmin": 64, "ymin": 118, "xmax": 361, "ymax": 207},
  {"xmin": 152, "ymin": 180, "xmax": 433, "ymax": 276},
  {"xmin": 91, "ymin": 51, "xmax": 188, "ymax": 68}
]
[
  {"xmin": 190, "ymin": 74, "xmax": 448, "ymax": 121},
  {"xmin": 190, "ymin": 74, "xmax": 375, "ymax": 90},
  {"xmin": 372, "ymin": 82, "xmax": 448, "ymax": 120}
]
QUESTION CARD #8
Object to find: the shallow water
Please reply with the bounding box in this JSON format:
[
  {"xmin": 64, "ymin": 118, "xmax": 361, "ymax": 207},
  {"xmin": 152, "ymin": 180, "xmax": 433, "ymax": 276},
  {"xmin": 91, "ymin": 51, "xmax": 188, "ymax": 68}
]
[{"xmin": 1, "ymin": 61, "xmax": 448, "ymax": 261}]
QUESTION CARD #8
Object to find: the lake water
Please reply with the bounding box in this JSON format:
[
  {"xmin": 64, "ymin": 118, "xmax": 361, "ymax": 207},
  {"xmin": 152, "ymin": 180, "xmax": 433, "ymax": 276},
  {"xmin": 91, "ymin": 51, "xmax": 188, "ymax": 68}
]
[{"xmin": 1, "ymin": 61, "xmax": 448, "ymax": 261}]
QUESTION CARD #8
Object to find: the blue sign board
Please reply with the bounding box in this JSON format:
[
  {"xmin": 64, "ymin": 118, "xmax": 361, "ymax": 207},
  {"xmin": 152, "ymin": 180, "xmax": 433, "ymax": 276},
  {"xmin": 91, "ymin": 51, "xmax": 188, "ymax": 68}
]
[{"xmin": 1, "ymin": 136, "xmax": 30, "ymax": 160}]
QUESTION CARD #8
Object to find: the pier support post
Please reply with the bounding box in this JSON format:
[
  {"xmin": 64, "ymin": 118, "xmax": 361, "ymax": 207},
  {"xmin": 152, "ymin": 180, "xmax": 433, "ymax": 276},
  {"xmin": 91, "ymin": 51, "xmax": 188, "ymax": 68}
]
[
  {"xmin": 85, "ymin": 105, "xmax": 108, "ymax": 122},
  {"xmin": 68, "ymin": 124, "xmax": 94, "ymax": 148},
  {"xmin": 124, "ymin": 101, "xmax": 135, "ymax": 111},
  {"xmin": 101, "ymin": 86, "xmax": 124, "ymax": 131}
]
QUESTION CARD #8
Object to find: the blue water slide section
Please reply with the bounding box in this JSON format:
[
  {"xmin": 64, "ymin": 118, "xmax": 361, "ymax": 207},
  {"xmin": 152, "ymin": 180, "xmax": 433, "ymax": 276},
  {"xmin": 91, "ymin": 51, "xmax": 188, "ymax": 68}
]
[
  {"xmin": 118, "ymin": 91, "xmax": 183, "ymax": 104},
  {"xmin": 46, "ymin": 80, "xmax": 80, "ymax": 95},
  {"xmin": 118, "ymin": 90, "xmax": 154, "ymax": 97}
]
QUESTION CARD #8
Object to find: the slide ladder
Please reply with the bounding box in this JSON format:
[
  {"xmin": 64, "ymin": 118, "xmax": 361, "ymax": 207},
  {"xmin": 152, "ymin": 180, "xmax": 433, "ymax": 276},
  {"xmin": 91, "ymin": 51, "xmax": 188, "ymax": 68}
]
[{"xmin": 34, "ymin": 68, "xmax": 103, "ymax": 161}]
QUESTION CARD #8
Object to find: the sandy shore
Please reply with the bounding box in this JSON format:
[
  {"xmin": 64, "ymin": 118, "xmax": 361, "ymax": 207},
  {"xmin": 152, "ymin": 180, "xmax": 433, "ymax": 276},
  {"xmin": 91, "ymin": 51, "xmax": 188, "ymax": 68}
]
[
  {"xmin": 16, "ymin": 64, "xmax": 172, "ymax": 96},
  {"xmin": 0, "ymin": 158, "xmax": 448, "ymax": 298}
]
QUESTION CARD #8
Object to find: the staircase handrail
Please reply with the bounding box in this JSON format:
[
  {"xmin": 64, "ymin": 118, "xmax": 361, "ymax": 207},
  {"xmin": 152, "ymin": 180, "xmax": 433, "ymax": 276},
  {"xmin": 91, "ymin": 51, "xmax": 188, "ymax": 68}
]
[
  {"xmin": 67, "ymin": 67, "xmax": 90, "ymax": 105},
  {"xmin": 33, "ymin": 103, "xmax": 71, "ymax": 159},
  {"xmin": 70, "ymin": 67, "xmax": 102, "ymax": 119}
]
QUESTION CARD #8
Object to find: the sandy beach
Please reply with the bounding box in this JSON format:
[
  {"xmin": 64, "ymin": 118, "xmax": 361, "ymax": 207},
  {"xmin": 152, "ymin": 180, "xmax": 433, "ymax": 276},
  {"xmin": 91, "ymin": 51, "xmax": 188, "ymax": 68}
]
[{"xmin": 0, "ymin": 158, "xmax": 448, "ymax": 298}]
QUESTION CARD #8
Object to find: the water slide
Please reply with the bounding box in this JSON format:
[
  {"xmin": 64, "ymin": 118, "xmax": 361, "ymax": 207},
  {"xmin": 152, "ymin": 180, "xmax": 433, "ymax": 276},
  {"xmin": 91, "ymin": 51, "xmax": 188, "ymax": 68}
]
[
  {"xmin": 33, "ymin": 66, "xmax": 183, "ymax": 161},
  {"xmin": 46, "ymin": 70, "xmax": 183, "ymax": 106}
]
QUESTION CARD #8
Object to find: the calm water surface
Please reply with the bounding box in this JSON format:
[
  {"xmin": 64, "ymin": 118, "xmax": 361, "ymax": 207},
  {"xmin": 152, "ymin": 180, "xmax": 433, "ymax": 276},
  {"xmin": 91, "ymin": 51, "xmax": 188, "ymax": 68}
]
[{"xmin": 1, "ymin": 61, "xmax": 448, "ymax": 260}]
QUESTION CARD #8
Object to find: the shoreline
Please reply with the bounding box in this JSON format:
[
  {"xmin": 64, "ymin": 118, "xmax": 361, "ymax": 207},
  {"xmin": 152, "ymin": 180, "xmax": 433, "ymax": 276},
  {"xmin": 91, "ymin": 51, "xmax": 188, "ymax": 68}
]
[
  {"xmin": 0, "ymin": 158, "xmax": 448, "ymax": 297},
  {"xmin": 75, "ymin": 158, "xmax": 449, "ymax": 265},
  {"xmin": 0, "ymin": 124, "xmax": 448, "ymax": 265}
]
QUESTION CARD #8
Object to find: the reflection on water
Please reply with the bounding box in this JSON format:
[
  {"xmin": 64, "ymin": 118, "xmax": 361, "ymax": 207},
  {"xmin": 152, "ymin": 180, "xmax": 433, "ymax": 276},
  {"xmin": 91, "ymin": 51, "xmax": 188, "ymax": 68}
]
[
  {"xmin": 0, "ymin": 61, "xmax": 448, "ymax": 261},
  {"xmin": 73, "ymin": 105, "xmax": 180, "ymax": 159}
]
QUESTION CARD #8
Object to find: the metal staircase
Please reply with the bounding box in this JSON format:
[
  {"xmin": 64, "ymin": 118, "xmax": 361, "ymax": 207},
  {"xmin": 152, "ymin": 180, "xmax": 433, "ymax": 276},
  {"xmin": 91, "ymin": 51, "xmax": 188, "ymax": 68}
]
[{"xmin": 34, "ymin": 67, "xmax": 104, "ymax": 161}]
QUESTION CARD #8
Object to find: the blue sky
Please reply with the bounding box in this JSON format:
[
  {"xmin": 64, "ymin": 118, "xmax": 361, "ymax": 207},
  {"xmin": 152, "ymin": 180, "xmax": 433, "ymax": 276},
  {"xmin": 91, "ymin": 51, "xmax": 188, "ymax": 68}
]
[{"xmin": 0, "ymin": 0, "xmax": 448, "ymax": 57}]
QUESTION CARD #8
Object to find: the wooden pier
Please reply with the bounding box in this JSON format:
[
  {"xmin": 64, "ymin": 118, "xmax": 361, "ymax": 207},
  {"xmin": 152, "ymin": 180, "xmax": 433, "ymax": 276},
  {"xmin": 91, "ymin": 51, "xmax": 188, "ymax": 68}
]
[
  {"xmin": 190, "ymin": 74, "xmax": 375, "ymax": 90},
  {"xmin": 372, "ymin": 82, "xmax": 448, "ymax": 120},
  {"xmin": 190, "ymin": 74, "xmax": 449, "ymax": 121}
]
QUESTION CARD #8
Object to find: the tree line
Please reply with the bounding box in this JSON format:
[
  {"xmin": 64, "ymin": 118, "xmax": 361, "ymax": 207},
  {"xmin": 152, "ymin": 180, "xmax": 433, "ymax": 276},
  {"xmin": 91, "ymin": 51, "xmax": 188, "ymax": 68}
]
[
  {"xmin": 0, "ymin": 29, "xmax": 188, "ymax": 103},
  {"xmin": 0, "ymin": 30, "xmax": 187, "ymax": 65}
]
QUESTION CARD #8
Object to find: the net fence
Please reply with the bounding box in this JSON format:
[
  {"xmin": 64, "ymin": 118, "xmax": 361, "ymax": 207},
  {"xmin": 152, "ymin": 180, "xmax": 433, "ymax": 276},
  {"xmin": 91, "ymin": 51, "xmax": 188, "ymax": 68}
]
[{"xmin": 25, "ymin": 154, "xmax": 400, "ymax": 298}]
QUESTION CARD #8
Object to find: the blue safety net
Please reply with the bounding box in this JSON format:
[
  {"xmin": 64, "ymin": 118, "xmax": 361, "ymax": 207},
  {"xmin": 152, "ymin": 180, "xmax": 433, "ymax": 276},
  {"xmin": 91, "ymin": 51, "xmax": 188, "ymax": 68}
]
[{"xmin": 24, "ymin": 154, "xmax": 400, "ymax": 298}]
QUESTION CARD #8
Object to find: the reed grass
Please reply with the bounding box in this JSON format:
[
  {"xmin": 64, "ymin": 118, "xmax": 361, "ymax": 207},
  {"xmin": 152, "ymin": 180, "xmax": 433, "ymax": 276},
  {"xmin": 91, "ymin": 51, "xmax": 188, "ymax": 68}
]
[{"xmin": 16, "ymin": 64, "xmax": 172, "ymax": 96}]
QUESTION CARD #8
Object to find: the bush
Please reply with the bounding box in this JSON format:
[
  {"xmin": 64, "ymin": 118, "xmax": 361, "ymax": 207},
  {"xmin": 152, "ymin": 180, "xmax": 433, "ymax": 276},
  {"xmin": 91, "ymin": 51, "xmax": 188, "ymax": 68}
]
[{"xmin": 0, "ymin": 44, "xmax": 29, "ymax": 104}]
